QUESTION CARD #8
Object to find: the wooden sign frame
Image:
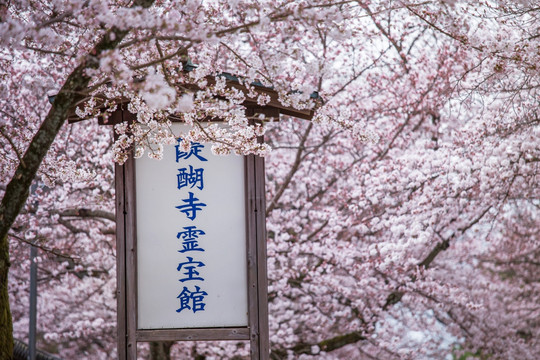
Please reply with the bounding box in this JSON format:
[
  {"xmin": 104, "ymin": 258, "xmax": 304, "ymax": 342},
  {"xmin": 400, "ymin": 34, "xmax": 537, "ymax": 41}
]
[{"xmin": 114, "ymin": 108, "xmax": 269, "ymax": 359}]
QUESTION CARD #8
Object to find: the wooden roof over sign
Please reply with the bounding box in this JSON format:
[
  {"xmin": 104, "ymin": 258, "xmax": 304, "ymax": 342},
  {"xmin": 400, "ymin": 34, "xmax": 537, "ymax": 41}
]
[{"xmin": 65, "ymin": 70, "xmax": 319, "ymax": 124}]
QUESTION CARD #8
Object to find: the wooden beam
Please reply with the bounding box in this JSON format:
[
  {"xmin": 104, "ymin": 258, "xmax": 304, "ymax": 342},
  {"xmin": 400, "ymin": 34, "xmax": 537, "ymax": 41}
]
[
  {"xmin": 67, "ymin": 74, "xmax": 316, "ymax": 124},
  {"xmin": 136, "ymin": 328, "xmax": 250, "ymax": 342}
]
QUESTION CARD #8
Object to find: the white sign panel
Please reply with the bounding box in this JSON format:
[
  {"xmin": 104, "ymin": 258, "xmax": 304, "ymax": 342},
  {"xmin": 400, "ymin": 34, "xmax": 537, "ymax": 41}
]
[{"xmin": 136, "ymin": 124, "xmax": 248, "ymax": 329}]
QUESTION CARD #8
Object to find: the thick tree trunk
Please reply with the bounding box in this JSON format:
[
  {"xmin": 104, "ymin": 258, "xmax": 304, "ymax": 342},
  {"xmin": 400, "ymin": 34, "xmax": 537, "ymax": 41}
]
[
  {"xmin": 0, "ymin": 234, "xmax": 13, "ymax": 359},
  {"xmin": 0, "ymin": 85, "xmax": 74, "ymax": 357},
  {"xmin": 150, "ymin": 341, "xmax": 174, "ymax": 360},
  {"xmin": 0, "ymin": 0, "xmax": 155, "ymax": 355}
]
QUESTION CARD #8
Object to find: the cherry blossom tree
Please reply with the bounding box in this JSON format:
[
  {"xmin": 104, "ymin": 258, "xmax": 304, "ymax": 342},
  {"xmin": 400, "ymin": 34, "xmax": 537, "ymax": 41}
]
[{"xmin": 1, "ymin": 0, "xmax": 539, "ymax": 359}]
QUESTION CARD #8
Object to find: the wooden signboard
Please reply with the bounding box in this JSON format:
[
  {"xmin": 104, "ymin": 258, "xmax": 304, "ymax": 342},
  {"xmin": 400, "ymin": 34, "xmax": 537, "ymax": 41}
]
[
  {"xmin": 115, "ymin": 109, "xmax": 270, "ymax": 359},
  {"xmin": 107, "ymin": 75, "xmax": 316, "ymax": 359}
]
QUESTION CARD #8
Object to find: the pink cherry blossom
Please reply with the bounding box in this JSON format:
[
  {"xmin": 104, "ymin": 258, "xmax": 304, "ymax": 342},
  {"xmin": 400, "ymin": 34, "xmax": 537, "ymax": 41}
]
[{"xmin": 1, "ymin": 1, "xmax": 539, "ymax": 359}]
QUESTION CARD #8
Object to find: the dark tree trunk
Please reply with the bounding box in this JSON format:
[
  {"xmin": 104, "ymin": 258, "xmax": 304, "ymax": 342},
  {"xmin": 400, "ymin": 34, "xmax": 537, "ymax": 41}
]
[
  {"xmin": 0, "ymin": 234, "xmax": 13, "ymax": 359},
  {"xmin": 150, "ymin": 341, "xmax": 174, "ymax": 360}
]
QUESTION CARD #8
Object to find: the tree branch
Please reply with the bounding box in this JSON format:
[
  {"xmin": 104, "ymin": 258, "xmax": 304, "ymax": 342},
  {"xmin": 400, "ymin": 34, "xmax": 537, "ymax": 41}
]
[
  {"xmin": 383, "ymin": 205, "xmax": 493, "ymax": 310},
  {"xmin": 266, "ymin": 123, "xmax": 313, "ymax": 216},
  {"xmin": 272, "ymin": 330, "xmax": 367, "ymax": 358},
  {"xmin": 8, "ymin": 233, "xmax": 79, "ymax": 261},
  {"xmin": 0, "ymin": 126, "xmax": 25, "ymax": 167},
  {"xmin": 55, "ymin": 208, "xmax": 115, "ymax": 222}
]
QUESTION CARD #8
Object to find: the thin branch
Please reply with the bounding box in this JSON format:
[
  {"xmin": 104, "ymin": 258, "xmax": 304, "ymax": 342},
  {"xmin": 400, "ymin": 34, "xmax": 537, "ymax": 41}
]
[
  {"xmin": 0, "ymin": 126, "xmax": 25, "ymax": 167},
  {"xmin": 404, "ymin": 3, "xmax": 481, "ymax": 51},
  {"xmin": 118, "ymin": 35, "xmax": 193, "ymax": 49},
  {"xmin": 8, "ymin": 233, "xmax": 79, "ymax": 260},
  {"xmin": 290, "ymin": 331, "xmax": 366, "ymax": 356},
  {"xmin": 383, "ymin": 205, "xmax": 493, "ymax": 310},
  {"xmin": 219, "ymin": 41, "xmax": 272, "ymax": 84},
  {"xmin": 266, "ymin": 123, "xmax": 313, "ymax": 216},
  {"xmin": 24, "ymin": 45, "xmax": 74, "ymax": 57},
  {"xmin": 130, "ymin": 44, "xmax": 192, "ymax": 71},
  {"xmin": 155, "ymin": 40, "xmax": 172, "ymax": 84},
  {"xmin": 362, "ymin": 3, "xmax": 409, "ymax": 72}
]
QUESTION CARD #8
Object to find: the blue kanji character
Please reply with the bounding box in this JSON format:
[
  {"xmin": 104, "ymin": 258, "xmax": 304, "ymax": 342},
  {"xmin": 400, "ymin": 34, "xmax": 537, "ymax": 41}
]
[
  {"xmin": 177, "ymin": 226, "xmax": 205, "ymax": 253},
  {"xmin": 177, "ymin": 165, "xmax": 204, "ymax": 190},
  {"xmin": 177, "ymin": 256, "xmax": 205, "ymax": 282},
  {"xmin": 175, "ymin": 140, "xmax": 208, "ymax": 162},
  {"xmin": 175, "ymin": 192, "xmax": 206, "ymax": 220},
  {"xmin": 176, "ymin": 287, "xmax": 192, "ymax": 313},
  {"xmin": 176, "ymin": 285, "xmax": 208, "ymax": 313}
]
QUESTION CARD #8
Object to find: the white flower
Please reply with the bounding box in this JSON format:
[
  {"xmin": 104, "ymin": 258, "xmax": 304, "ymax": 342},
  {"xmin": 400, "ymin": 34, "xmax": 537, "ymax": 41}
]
[
  {"xmin": 140, "ymin": 68, "xmax": 176, "ymax": 110},
  {"xmin": 175, "ymin": 93, "xmax": 194, "ymax": 113}
]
